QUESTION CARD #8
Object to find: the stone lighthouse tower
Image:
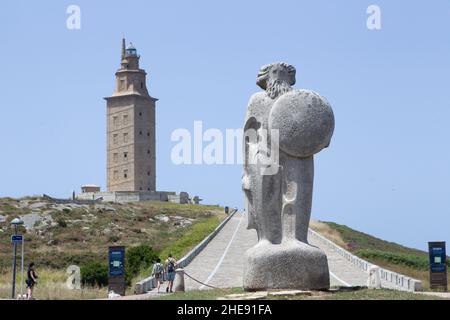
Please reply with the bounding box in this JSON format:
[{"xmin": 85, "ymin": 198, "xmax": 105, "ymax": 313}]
[{"xmin": 105, "ymin": 39, "xmax": 157, "ymax": 192}]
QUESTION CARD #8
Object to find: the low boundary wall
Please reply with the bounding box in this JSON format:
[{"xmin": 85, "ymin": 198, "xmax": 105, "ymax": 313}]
[
  {"xmin": 77, "ymin": 191, "xmax": 176, "ymax": 203},
  {"xmin": 134, "ymin": 209, "xmax": 238, "ymax": 294},
  {"xmin": 308, "ymin": 228, "xmax": 422, "ymax": 292},
  {"xmin": 43, "ymin": 194, "xmax": 102, "ymax": 205}
]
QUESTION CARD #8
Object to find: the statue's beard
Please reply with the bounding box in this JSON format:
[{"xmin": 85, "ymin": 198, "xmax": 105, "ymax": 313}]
[{"xmin": 266, "ymin": 79, "xmax": 292, "ymax": 99}]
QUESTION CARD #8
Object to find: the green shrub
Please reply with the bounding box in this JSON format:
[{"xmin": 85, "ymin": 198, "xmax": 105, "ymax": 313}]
[
  {"xmin": 108, "ymin": 235, "xmax": 120, "ymax": 243},
  {"xmin": 57, "ymin": 218, "xmax": 67, "ymax": 228},
  {"xmin": 62, "ymin": 208, "xmax": 71, "ymax": 214},
  {"xmin": 323, "ymin": 221, "xmax": 426, "ymax": 256},
  {"xmin": 81, "ymin": 262, "xmax": 108, "ymax": 287},
  {"xmin": 3, "ymin": 203, "xmax": 19, "ymax": 212},
  {"xmin": 159, "ymin": 216, "xmax": 221, "ymax": 260},
  {"xmin": 355, "ymin": 249, "xmax": 430, "ymax": 270},
  {"xmin": 125, "ymin": 245, "xmax": 158, "ymax": 279}
]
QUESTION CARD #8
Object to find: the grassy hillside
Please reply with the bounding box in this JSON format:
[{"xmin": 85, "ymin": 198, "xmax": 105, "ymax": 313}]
[
  {"xmin": 0, "ymin": 268, "xmax": 108, "ymax": 299},
  {"xmin": 0, "ymin": 197, "xmax": 226, "ymax": 299},
  {"xmin": 310, "ymin": 221, "xmax": 449, "ymax": 290},
  {"xmin": 1, "ymin": 196, "xmax": 446, "ymax": 298}
]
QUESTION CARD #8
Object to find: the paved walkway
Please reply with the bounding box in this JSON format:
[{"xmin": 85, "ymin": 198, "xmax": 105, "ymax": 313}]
[
  {"xmin": 314, "ymin": 237, "xmax": 368, "ymax": 287},
  {"xmin": 418, "ymin": 292, "xmax": 450, "ymax": 299},
  {"xmin": 181, "ymin": 211, "xmax": 368, "ymax": 291},
  {"xmin": 183, "ymin": 211, "xmax": 254, "ymax": 290}
]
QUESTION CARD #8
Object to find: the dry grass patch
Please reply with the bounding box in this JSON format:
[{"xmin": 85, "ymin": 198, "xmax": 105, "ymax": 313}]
[
  {"xmin": 0, "ymin": 268, "xmax": 106, "ymax": 300},
  {"xmin": 310, "ymin": 220, "xmax": 347, "ymax": 248}
]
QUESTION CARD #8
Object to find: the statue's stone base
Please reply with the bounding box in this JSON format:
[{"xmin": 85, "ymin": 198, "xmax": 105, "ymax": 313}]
[{"xmin": 243, "ymin": 240, "xmax": 330, "ymax": 291}]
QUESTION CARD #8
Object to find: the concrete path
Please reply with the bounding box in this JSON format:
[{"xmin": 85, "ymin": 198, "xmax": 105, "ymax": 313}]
[
  {"xmin": 183, "ymin": 211, "xmax": 254, "ymax": 290},
  {"xmin": 311, "ymin": 236, "xmax": 368, "ymax": 287},
  {"xmin": 181, "ymin": 211, "xmax": 369, "ymax": 291},
  {"xmin": 418, "ymin": 292, "xmax": 450, "ymax": 299}
]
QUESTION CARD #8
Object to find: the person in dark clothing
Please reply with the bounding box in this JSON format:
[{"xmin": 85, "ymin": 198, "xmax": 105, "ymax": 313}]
[{"xmin": 26, "ymin": 262, "xmax": 38, "ymax": 300}]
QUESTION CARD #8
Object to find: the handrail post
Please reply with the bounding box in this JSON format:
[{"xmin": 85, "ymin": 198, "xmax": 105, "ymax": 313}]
[{"xmin": 173, "ymin": 268, "xmax": 185, "ymax": 292}]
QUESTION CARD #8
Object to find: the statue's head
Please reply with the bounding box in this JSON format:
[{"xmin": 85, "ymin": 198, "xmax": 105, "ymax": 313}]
[{"xmin": 257, "ymin": 62, "xmax": 296, "ymax": 99}]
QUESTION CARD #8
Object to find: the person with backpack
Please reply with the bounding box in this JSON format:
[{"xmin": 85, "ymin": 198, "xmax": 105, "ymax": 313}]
[
  {"xmin": 151, "ymin": 258, "xmax": 164, "ymax": 293},
  {"xmin": 165, "ymin": 254, "xmax": 177, "ymax": 293},
  {"xmin": 26, "ymin": 262, "xmax": 38, "ymax": 300}
]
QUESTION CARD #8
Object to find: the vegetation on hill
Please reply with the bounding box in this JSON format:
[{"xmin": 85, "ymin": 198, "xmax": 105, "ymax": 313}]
[
  {"xmin": 0, "ymin": 197, "xmax": 226, "ymax": 299},
  {"xmin": 0, "ymin": 268, "xmax": 108, "ymax": 300},
  {"xmin": 1, "ymin": 196, "xmax": 446, "ymax": 298},
  {"xmin": 321, "ymin": 222, "xmax": 425, "ymax": 255},
  {"xmin": 159, "ymin": 215, "xmax": 222, "ymax": 259},
  {"xmin": 311, "ymin": 221, "xmax": 449, "ymax": 290}
]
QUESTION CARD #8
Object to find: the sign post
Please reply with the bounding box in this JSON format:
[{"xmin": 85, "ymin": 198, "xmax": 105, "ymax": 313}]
[
  {"xmin": 11, "ymin": 235, "xmax": 25, "ymax": 298},
  {"xmin": 108, "ymin": 246, "xmax": 126, "ymax": 296},
  {"xmin": 21, "ymin": 236, "xmax": 24, "ymax": 297},
  {"xmin": 10, "ymin": 218, "xmax": 24, "ymax": 299},
  {"xmin": 11, "ymin": 235, "xmax": 18, "ymax": 299},
  {"xmin": 428, "ymin": 242, "xmax": 448, "ymax": 291}
]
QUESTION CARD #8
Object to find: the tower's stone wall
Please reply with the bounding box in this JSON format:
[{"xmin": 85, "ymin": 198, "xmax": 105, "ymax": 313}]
[{"xmin": 105, "ymin": 40, "xmax": 157, "ymax": 192}]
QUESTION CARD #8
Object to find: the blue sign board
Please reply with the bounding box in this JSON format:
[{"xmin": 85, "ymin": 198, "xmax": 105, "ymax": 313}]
[
  {"xmin": 429, "ymin": 242, "xmax": 447, "ymax": 273},
  {"xmin": 109, "ymin": 246, "xmax": 125, "ymax": 277},
  {"xmin": 11, "ymin": 235, "xmax": 23, "ymax": 244}
]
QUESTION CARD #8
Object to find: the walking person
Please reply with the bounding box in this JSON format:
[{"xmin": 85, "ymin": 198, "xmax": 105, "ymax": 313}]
[
  {"xmin": 151, "ymin": 258, "xmax": 164, "ymax": 293},
  {"xmin": 165, "ymin": 254, "xmax": 177, "ymax": 293},
  {"xmin": 26, "ymin": 262, "xmax": 38, "ymax": 300}
]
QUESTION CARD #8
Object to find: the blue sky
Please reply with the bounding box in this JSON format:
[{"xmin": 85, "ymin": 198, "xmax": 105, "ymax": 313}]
[{"xmin": 0, "ymin": 0, "xmax": 449, "ymax": 252}]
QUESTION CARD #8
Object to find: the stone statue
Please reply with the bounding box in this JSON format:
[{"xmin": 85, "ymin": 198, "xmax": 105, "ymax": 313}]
[{"xmin": 242, "ymin": 62, "xmax": 334, "ymax": 290}]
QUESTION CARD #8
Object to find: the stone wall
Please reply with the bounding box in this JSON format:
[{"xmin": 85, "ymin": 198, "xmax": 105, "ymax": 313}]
[
  {"xmin": 105, "ymin": 95, "xmax": 157, "ymax": 193},
  {"xmin": 105, "ymin": 42, "xmax": 157, "ymax": 193},
  {"xmin": 167, "ymin": 192, "xmax": 190, "ymax": 204},
  {"xmin": 76, "ymin": 191, "xmax": 176, "ymax": 203},
  {"xmin": 43, "ymin": 194, "xmax": 102, "ymax": 205},
  {"xmin": 308, "ymin": 229, "xmax": 422, "ymax": 292}
]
